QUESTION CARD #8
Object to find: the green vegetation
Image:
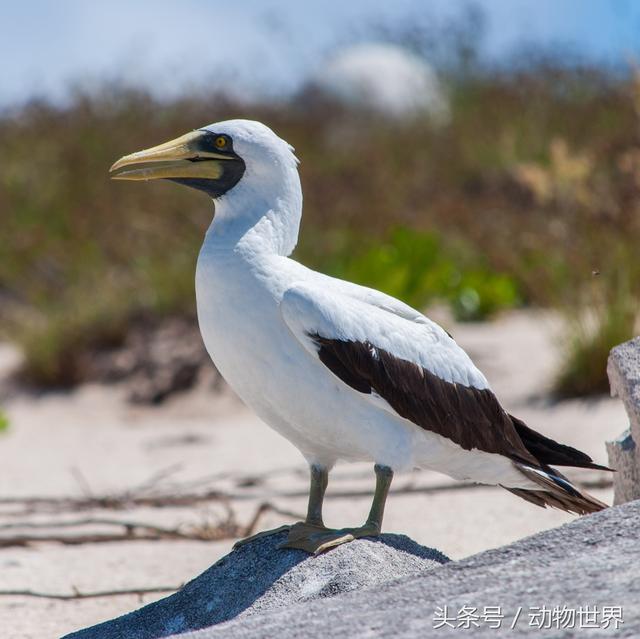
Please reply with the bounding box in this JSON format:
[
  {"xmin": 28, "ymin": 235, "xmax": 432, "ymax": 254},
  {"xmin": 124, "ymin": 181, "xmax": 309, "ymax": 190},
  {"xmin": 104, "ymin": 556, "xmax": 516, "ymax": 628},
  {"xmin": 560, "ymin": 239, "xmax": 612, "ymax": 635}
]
[
  {"xmin": 0, "ymin": 62, "xmax": 639, "ymax": 394},
  {"xmin": 0, "ymin": 409, "xmax": 8, "ymax": 432},
  {"xmin": 554, "ymin": 267, "xmax": 639, "ymax": 397},
  {"xmin": 309, "ymin": 228, "xmax": 520, "ymax": 321}
]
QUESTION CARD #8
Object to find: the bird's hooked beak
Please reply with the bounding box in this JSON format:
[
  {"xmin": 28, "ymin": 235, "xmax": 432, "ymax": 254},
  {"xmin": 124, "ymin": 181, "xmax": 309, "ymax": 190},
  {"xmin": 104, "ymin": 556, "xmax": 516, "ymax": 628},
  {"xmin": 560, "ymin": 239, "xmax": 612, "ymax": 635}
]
[{"xmin": 109, "ymin": 130, "xmax": 234, "ymax": 181}]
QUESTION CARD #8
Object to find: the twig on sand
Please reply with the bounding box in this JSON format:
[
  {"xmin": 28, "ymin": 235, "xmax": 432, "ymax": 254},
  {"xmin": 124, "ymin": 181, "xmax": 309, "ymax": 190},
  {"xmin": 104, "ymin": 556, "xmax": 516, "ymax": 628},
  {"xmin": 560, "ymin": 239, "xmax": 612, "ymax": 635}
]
[
  {"xmin": 0, "ymin": 516, "xmax": 238, "ymax": 548},
  {"xmin": 70, "ymin": 467, "xmax": 94, "ymax": 500},
  {"xmin": 242, "ymin": 502, "xmax": 303, "ymax": 537},
  {"xmin": 0, "ymin": 488, "xmax": 230, "ymax": 518},
  {"xmin": 127, "ymin": 463, "xmax": 186, "ymax": 496},
  {"xmin": 0, "ymin": 586, "xmax": 179, "ymax": 600},
  {"xmin": 0, "ymin": 503, "xmax": 303, "ymax": 548}
]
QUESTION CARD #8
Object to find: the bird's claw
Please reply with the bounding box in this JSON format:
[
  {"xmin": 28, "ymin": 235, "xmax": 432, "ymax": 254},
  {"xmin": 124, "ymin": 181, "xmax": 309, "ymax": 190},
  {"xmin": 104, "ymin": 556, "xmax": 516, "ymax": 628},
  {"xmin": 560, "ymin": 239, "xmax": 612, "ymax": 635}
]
[
  {"xmin": 233, "ymin": 524, "xmax": 291, "ymax": 549},
  {"xmin": 278, "ymin": 521, "xmax": 380, "ymax": 555}
]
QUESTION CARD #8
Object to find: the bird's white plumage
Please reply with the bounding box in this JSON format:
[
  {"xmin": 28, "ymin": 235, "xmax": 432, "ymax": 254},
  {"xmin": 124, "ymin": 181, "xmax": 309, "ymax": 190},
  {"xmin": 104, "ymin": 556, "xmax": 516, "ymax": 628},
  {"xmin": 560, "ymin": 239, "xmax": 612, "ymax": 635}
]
[{"xmin": 195, "ymin": 119, "xmax": 539, "ymax": 490}]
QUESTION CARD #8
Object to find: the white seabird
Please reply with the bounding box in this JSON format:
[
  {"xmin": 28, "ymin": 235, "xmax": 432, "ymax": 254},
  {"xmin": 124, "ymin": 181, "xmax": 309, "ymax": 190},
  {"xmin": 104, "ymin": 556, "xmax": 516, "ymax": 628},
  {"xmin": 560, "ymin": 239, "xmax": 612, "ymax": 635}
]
[{"xmin": 110, "ymin": 120, "xmax": 609, "ymax": 554}]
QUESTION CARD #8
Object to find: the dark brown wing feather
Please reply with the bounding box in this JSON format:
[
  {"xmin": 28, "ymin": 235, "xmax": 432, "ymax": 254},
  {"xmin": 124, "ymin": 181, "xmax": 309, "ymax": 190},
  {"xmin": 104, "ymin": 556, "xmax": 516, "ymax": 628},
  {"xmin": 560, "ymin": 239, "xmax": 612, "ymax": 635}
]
[
  {"xmin": 312, "ymin": 335, "xmax": 537, "ymax": 462},
  {"xmin": 310, "ymin": 335, "xmax": 609, "ymax": 515}
]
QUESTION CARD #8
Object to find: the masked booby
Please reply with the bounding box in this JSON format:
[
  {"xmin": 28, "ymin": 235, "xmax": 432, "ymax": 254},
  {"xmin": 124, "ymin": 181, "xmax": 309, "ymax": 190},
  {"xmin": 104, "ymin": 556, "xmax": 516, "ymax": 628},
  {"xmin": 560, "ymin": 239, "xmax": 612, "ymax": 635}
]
[{"xmin": 110, "ymin": 120, "xmax": 610, "ymax": 554}]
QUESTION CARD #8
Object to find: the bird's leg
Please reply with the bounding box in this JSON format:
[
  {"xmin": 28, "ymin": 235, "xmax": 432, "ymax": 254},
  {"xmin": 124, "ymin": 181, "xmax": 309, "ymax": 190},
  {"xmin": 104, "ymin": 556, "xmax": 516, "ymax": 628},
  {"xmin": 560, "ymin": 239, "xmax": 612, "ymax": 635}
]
[
  {"xmin": 233, "ymin": 464, "xmax": 329, "ymax": 549},
  {"xmin": 314, "ymin": 464, "xmax": 394, "ymax": 552},
  {"xmin": 281, "ymin": 464, "xmax": 394, "ymax": 555},
  {"xmin": 359, "ymin": 463, "xmax": 394, "ymax": 536},
  {"xmin": 305, "ymin": 463, "xmax": 329, "ymax": 526},
  {"xmin": 278, "ymin": 464, "xmax": 331, "ymax": 545}
]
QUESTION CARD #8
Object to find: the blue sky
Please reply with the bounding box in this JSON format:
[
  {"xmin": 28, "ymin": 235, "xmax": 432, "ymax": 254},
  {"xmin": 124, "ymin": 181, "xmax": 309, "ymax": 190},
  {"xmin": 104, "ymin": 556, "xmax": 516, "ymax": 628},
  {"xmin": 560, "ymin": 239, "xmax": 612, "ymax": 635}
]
[{"xmin": 2, "ymin": 0, "xmax": 639, "ymax": 107}]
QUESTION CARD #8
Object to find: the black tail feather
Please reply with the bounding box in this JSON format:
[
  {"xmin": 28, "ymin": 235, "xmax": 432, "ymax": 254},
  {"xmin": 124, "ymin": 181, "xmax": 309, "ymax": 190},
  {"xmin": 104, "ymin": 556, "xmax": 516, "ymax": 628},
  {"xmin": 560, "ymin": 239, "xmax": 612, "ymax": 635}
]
[
  {"xmin": 508, "ymin": 463, "xmax": 608, "ymax": 515},
  {"xmin": 510, "ymin": 414, "xmax": 613, "ymax": 471}
]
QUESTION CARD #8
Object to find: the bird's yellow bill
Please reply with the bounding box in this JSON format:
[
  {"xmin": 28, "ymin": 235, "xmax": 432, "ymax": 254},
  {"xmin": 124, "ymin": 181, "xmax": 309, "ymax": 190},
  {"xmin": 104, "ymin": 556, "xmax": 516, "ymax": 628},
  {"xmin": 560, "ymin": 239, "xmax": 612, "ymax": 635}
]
[{"xmin": 109, "ymin": 130, "xmax": 231, "ymax": 181}]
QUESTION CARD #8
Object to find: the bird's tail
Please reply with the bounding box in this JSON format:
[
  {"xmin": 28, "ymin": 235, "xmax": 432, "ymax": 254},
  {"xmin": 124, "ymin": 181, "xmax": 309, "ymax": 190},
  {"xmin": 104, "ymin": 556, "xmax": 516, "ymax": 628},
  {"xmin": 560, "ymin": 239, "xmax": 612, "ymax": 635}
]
[
  {"xmin": 505, "ymin": 462, "xmax": 607, "ymax": 515},
  {"xmin": 509, "ymin": 414, "xmax": 613, "ymax": 471}
]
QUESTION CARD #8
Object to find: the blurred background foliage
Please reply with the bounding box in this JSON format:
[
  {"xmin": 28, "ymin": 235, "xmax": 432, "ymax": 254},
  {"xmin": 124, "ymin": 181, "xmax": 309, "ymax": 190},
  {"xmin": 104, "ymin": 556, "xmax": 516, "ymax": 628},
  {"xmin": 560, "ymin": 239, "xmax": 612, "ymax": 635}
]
[{"xmin": 0, "ymin": 10, "xmax": 639, "ymax": 396}]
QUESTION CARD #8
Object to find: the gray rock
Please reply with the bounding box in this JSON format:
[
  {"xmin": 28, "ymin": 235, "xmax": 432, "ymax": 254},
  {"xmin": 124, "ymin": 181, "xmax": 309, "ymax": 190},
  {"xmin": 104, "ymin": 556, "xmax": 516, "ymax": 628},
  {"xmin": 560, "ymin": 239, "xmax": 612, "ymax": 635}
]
[
  {"xmin": 607, "ymin": 336, "xmax": 640, "ymax": 504},
  {"xmin": 174, "ymin": 500, "xmax": 640, "ymax": 639},
  {"xmin": 63, "ymin": 533, "xmax": 448, "ymax": 639}
]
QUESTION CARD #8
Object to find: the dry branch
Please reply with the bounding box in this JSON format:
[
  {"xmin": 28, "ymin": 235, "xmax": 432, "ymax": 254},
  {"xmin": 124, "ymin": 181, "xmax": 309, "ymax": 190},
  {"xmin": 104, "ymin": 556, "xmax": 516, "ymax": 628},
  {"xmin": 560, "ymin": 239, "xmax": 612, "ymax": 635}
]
[
  {"xmin": 0, "ymin": 488, "xmax": 229, "ymax": 518},
  {"xmin": 0, "ymin": 515, "xmax": 237, "ymax": 548},
  {"xmin": 0, "ymin": 503, "xmax": 303, "ymax": 548},
  {"xmin": 0, "ymin": 586, "xmax": 179, "ymax": 600}
]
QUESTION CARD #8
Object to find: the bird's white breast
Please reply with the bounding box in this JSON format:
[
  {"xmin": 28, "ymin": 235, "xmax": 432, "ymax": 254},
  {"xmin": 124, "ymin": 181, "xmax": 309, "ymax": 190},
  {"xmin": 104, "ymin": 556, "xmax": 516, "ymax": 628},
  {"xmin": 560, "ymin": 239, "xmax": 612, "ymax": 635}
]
[
  {"xmin": 194, "ymin": 242, "xmax": 416, "ymax": 468},
  {"xmin": 196, "ymin": 244, "xmax": 321, "ymax": 457}
]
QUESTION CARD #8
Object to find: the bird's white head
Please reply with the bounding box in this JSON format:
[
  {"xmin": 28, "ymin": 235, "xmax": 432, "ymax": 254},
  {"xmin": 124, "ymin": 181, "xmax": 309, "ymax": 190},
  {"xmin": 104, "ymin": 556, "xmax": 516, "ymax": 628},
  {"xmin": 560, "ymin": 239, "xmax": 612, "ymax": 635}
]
[{"xmin": 110, "ymin": 119, "xmax": 302, "ymax": 256}]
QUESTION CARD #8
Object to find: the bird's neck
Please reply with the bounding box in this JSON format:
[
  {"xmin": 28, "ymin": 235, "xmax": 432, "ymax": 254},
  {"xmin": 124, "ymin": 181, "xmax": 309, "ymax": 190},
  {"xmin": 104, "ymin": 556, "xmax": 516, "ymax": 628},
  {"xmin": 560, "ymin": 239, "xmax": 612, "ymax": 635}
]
[{"xmin": 204, "ymin": 166, "xmax": 302, "ymax": 258}]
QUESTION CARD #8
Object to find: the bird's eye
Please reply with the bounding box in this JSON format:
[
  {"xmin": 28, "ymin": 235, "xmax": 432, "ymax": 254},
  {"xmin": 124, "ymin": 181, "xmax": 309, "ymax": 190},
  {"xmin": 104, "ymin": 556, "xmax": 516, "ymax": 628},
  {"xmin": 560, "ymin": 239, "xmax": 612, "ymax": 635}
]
[{"xmin": 215, "ymin": 136, "xmax": 227, "ymax": 150}]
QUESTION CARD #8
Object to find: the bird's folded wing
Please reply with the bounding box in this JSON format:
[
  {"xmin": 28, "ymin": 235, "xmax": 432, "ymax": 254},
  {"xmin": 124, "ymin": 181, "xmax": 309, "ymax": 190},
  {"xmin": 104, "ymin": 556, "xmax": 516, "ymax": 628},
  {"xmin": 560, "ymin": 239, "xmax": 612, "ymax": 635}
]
[
  {"xmin": 281, "ymin": 282, "xmax": 486, "ymax": 387},
  {"xmin": 326, "ymin": 278, "xmax": 440, "ymax": 328},
  {"xmin": 280, "ymin": 282, "xmax": 536, "ymax": 461}
]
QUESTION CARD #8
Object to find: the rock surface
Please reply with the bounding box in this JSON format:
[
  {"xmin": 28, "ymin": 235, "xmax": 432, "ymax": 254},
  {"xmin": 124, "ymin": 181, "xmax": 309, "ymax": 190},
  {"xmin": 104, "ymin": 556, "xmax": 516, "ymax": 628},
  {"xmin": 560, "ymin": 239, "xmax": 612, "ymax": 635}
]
[
  {"xmin": 172, "ymin": 500, "xmax": 640, "ymax": 639},
  {"xmin": 64, "ymin": 534, "xmax": 449, "ymax": 639},
  {"xmin": 607, "ymin": 337, "xmax": 640, "ymax": 504}
]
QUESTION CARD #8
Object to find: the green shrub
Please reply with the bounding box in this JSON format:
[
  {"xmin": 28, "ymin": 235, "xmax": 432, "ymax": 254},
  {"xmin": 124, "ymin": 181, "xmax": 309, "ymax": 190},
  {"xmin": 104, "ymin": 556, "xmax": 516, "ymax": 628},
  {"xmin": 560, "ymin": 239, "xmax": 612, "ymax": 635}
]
[
  {"xmin": 554, "ymin": 272, "xmax": 638, "ymax": 397},
  {"xmin": 0, "ymin": 409, "xmax": 8, "ymax": 432},
  {"xmin": 308, "ymin": 227, "xmax": 521, "ymax": 320}
]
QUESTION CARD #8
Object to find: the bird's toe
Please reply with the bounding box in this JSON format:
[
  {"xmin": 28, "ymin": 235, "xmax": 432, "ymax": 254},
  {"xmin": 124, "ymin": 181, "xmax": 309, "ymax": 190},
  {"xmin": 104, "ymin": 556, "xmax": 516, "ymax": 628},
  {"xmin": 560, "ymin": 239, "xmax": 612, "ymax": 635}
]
[
  {"xmin": 233, "ymin": 524, "xmax": 292, "ymax": 549},
  {"xmin": 279, "ymin": 521, "xmax": 380, "ymax": 555}
]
